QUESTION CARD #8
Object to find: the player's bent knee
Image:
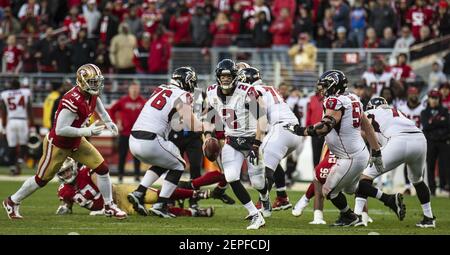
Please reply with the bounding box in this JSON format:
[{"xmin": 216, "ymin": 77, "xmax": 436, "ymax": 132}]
[
  {"xmin": 34, "ymin": 175, "xmax": 48, "ymax": 187},
  {"xmin": 224, "ymin": 172, "xmax": 240, "ymax": 183},
  {"xmin": 165, "ymin": 170, "xmax": 183, "ymax": 185},
  {"xmin": 94, "ymin": 161, "xmax": 109, "ymax": 175}
]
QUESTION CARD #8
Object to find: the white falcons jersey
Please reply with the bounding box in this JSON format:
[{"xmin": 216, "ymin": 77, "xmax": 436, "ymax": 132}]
[
  {"xmin": 366, "ymin": 106, "xmax": 420, "ymax": 141},
  {"xmin": 254, "ymin": 84, "xmax": 298, "ymax": 125},
  {"xmin": 206, "ymin": 82, "xmax": 259, "ymax": 137},
  {"xmin": 323, "ymin": 93, "xmax": 366, "ymax": 159},
  {"xmin": 362, "ymin": 71, "xmax": 393, "ymax": 96},
  {"xmin": 397, "ymin": 103, "xmax": 424, "ymax": 129},
  {"xmin": 297, "ymin": 97, "xmax": 309, "ymax": 127},
  {"xmin": 132, "ymin": 84, "xmax": 191, "ymax": 138},
  {"xmin": 1, "ymin": 88, "xmax": 31, "ymax": 119}
]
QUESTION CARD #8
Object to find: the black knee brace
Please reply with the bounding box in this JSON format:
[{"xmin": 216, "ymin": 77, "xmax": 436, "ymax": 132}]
[
  {"xmin": 150, "ymin": 166, "xmax": 167, "ymax": 176},
  {"xmin": 165, "ymin": 170, "xmax": 183, "ymax": 185},
  {"xmin": 356, "ymin": 178, "xmax": 374, "ymax": 199}
]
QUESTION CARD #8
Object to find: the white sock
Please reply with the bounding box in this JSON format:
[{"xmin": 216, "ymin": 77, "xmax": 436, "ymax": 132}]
[
  {"xmin": 11, "ymin": 176, "xmax": 40, "ymax": 203},
  {"xmin": 97, "ymin": 174, "xmax": 113, "ymax": 204},
  {"xmin": 276, "ymin": 186, "xmax": 286, "ymax": 192},
  {"xmin": 140, "ymin": 170, "xmax": 161, "ymax": 188},
  {"xmin": 259, "ymin": 191, "xmax": 269, "ymax": 201},
  {"xmin": 244, "ymin": 201, "xmax": 259, "ymax": 216},
  {"xmin": 313, "ymin": 210, "xmax": 323, "ymax": 220},
  {"xmin": 421, "ymin": 202, "xmax": 433, "ymax": 218},
  {"xmin": 354, "ymin": 197, "xmax": 367, "ymax": 215},
  {"xmin": 159, "ymin": 180, "xmax": 177, "ymax": 198},
  {"xmin": 375, "ymin": 189, "xmax": 383, "ymax": 199},
  {"xmin": 361, "ymin": 211, "xmax": 369, "ymax": 224},
  {"xmin": 340, "ymin": 205, "xmax": 350, "ymax": 213}
]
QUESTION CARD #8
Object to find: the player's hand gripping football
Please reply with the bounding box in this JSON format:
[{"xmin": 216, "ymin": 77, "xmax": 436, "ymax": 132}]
[
  {"xmin": 369, "ymin": 149, "xmax": 385, "ymax": 173},
  {"xmin": 249, "ymin": 140, "xmax": 261, "ymax": 166},
  {"xmin": 105, "ymin": 121, "xmax": 119, "ymax": 136}
]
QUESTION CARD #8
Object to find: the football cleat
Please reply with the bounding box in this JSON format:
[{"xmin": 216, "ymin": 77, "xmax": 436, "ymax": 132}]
[
  {"xmin": 292, "ymin": 195, "xmax": 309, "ymax": 217},
  {"xmin": 331, "ymin": 211, "xmax": 359, "ymax": 227},
  {"xmin": 191, "ymin": 206, "xmax": 215, "ymax": 217},
  {"xmin": 127, "ymin": 191, "xmax": 148, "ymax": 216},
  {"xmin": 149, "ymin": 202, "xmax": 176, "ymax": 218},
  {"xmin": 3, "ymin": 197, "xmax": 23, "ymax": 220},
  {"xmin": 259, "ymin": 197, "xmax": 272, "ymax": 218},
  {"xmin": 384, "ymin": 193, "xmax": 406, "ymax": 221},
  {"xmin": 104, "ymin": 202, "xmax": 127, "ymax": 219},
  {"xmin": 416, "ymin": 215, "xmax": 436, "ymax": 228},
  {"xmin": 193, "ymin": 189, "xmax": 210, "ymax": 200},
  {"xmin": 247, "ymin": 211, "xmax": 265, "ymax": 230},
  {"xmin": 89, "ymin": 209, "xmax": 105, "ymax": 216},
  {"xmin": 354, "ymin": 215, "xmax": 368, "ymax": 227},
  {"xmin": 309, "ymin": 219, "xmax": 327, "ymax": 225},
  {"xmin": 211, "ymin": 187, "xmax": 235, "ymax": 204},
  {"xmin": 272, "ymin": 196, "xmax": 292, "ymax": 211}
]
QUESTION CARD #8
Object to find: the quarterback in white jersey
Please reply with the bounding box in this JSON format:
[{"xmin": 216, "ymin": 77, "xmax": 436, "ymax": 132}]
[
  {"xmin": 285, "ymin": 70, "xmax": 384, "ymax": 226},
  {"xmin": 127, "ymin": 67, "xmax": 205, "ymax": 218},
  {"xmin": 204, "ymin": 59, "xmax": 267, "ymax": 230},
  {"xmin": 0, "ymin": 79, "xmax": 34, "ymax": 175},
  {"xmin": 354, "ymin": 97, "xmax": 435, "ymax": 228},
  {"xmin": 361, "ymin": 59, "xmax": 395, "ymax": 97}
]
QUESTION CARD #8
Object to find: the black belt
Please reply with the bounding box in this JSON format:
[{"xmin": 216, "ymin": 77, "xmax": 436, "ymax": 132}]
[
  {"xmin": 131, "ymin": 131, "xmax": 157, "ymax": 140},
  {"xmin": 9, "ymin": 117, "xmax": 26, "ymax": 120},
  {"xmin": 400, "ymin": 131, "xmax": 422, "ymax": 134}
]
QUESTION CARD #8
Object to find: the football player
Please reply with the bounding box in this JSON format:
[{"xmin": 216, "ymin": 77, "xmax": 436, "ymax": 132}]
[
  {"xmin": 55, "ymin": 158, "xmax": 213, "ymax": 217},
  {"xmin": 361, "ymin": 59, "xmax": 396, "ymax": 97},
  {"xmin": 3, "ymin": 63, "xmax": 126, "ymax": 219},
  {"xmin": 204, "ymin": 59, "xmax": 268, "ymax": 229},
  {"xmin": 285, "ymin": 70, "xmax": 391, "ymax": 226},
  {"xmin": 354, "ymin": 97, "xmax": 435, "ymax": 228},
  {"xmin": 126, "ymin": 67, "xmax": 208, "ymax": 218},
  {"xmin": 239, "ymin": 67, "xmax": 301, "ymax": 210},
  {"xmin": 0, "ymin": 79, "xmax": 34, "ymax": 175}
]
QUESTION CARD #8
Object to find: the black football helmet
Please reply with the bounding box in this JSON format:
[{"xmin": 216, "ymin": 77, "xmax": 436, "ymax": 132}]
[
  {"xmin": 215, "ymin": 59, "xmax": 238, "ymax": 90},
  {"xmin": 316, "ymin": 70, "xmax": 348, "ymax": 97},
  {"xmin": 238, "ymin": 67, "xmax": 261, "ymax": 85},
  {"xmin": 170, "ymin": 66, "xmax": 197, "ymax": 92},
  {"xmin": 366, "ymin": 97, "xmax": 388, "ymax": 110}
]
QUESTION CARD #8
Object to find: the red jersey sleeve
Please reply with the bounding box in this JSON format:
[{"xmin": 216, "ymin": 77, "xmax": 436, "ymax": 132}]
[{"xmin": 58, "ymin": 183, "xmax": 76, "ymax": 203}]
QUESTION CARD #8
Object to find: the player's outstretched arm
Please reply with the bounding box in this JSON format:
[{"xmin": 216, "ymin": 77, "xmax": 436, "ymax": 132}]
[
  {"xmin": 55, "ymin": 109, "xmax": 104, "ymax": 137},
  {"xmin": 284, "ymin": 109, "xmax": 341, "ymax": 137},
  {"xmin": 95, "ymin": 98, "xmax": 118, "ymax": 136}
]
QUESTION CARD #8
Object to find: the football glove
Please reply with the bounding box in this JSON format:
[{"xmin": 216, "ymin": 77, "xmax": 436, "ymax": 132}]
[
  {"xmin": 82, "ymin": 120, "xmax": 105, "ymax": 137},
  {"xmin": 105, "ymin": 121, "xmax": 119, "ymax": 136},
  {"xmin": 56, "ymin": 204, "xmax": 72, "ymax": 215},
  {"xmin": 369, "ymin": 149, "xmax": 385, "ymax": 173},
  {"xmin": 248, "ymin": 140, "xmax": 261, "ymax": 166},
  {"xmin": 283, "ymin": 123, "xmax": 306, "ymax": 136}
]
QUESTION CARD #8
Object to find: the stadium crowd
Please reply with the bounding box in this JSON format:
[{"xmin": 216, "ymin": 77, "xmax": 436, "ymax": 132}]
[{"xmin": 0, "ymin": 0, "xmax": 449, "ymax": 75}]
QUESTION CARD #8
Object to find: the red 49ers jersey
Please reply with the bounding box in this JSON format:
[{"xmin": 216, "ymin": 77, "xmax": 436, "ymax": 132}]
[
  {"xmin": 3, "ymin": 46, "xmax": 23, "ymax": 72},
  {"xmin": 57, "ymin": 166, "xmax": 104, "ymax": 211},
  {"xmin": 315, "ymin": 147, "xmax": 337, "ymax": 184},
  {"xmin": 49, "ymin": 86, "xmax": 98, "ymax": 149}
]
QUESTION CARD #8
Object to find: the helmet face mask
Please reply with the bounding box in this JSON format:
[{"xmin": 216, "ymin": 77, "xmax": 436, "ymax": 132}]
[
  {"xmin": 316, "ymin": 70, "xmax": 347, "ymax": 97},
  {"xmin": 215, "ymin": 59, "xmax": 238, "ymax": 91},
  {"xmin": 57, "ymin": 158, "xmax": 78, "ymax": 184},
  {"xmin": 77, "ymin": 64, "xmax": 104, "ymax": 96}
]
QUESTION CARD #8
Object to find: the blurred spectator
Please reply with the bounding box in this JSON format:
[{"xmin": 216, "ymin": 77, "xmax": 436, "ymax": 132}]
[
  {"xmin": 109, "ymin": 80, "xmax": 146, "ymax": 183},
  {"xmin": 322, "ymin": 8, "xmax": 335, "ymax": 39},
  {"xmin": 169, "ymin": 1, "xmax": 192, "ymax": 46},
  {"xmin": 50, "ymin": 79, "xmax": 72, "ymax": 126},
  {"xmin": 332, "ymin": 26, "xmax": 353, "ymax": 48},
  {"xmin": 209, "ymin": 11, "xmax": 233, "ymax": 47},
  {"xmin": 2, "ymin": 35, "xmax": 22, "ymax": 74},
  {"xmin": 348, "ymin": 0, "xmax": 366, "ymax": 48},
  {"xmin": 362, "ymin": 58, "xmax": 395, "ymax": 96},
  {"xmin": 315, "ymin": 26, "xmax": 332, "ymax": 48},
  {"xmin": 392, "ymin": 26, "xmax": 415, "ymax": 57},
  {"xmin": 94, "ymin": 42, "xmax": 110, "ymax": 74},
  {"xmin": 0, "ymin": 7, "xmax": 21, "ymax": 37},
  {"xmin": 269, "ymin": 8, "xmax": 293, "ymax": 48},
  {"xmin": 124, "ymin": 5, "xmax": 143, "ymax": 39},
  {"xmin": 378, "ymin": 27, "xmax": 396, "ymax": 48},
  {"xmin": 421, "ymin": 89, "xmax": 450, "ymax": 196},
  {"xmin": 191, "ymin": 6, "xmax": 211, "ymax": 47},
  {"xmin": 70, "ymin": 28, "xmax": 95, "ymax": 71},
  {"xmin": 253, "ymin": 0, "xmax": 271, "ymax": 22},
  {"xmin": 272, "ymin": 0, "xmax": 296, "ymax": 21},
  {"xmin": 142, "ymin": 0, "xmax": 162, "ymax": 35},
  {"xmin": 396, "ymin": 0, "xmax": 409, "ymax": 28},
  {"xmin": 252, "ymin": 11, "xmax": 271, "ymax": 48},
  {"xmin": 440, "ymin": 82, "xmax": 450, "ymax": 111},
  {"xmin": 34, "ymin": 27, "xmax": 56, "ymax": 73},
  {"xmin": 306, "ymin": 89, "xmax": 325, "ymax": 167},
  {"xmin": 94, "ymin": 1, "xmax": 119, "ymax": 46},
  {"xmin": 368, "ymin": 0, "xmax": 396, "ymax": 38},
  {"xmin": 51, "ymin": 35, "xmax": 71, "ymax": 73},
  {"xmin": 20, "ymin": 6, "xmax": 39, "ymax": 36},
  {"xmin": 148, "ymin": 26, "xmax": 171, "ymax": 74},
  {"xmin": 83, "ymin": 0, "xmax": 101, "ymax": 39},
  {"xmin": 18, "ymin": 0, "xmax": 39, "ymax": 19},
  {"xmin": 21, "ymin": 36, "xmax": 38, "ymax": 73},
  {"xmin": 380, "ymin": 86, "xmax": 395, "ymax": 105},
  {"xmin": 134, "ymin": 32, "xmax": 151, "ymax": 73},
  {"xmin": 331, "ymin": 0, "xmax": 350, "ymax": 31},
  {"xmin": 292, "ymin": 5, "xmax": 313, "ymax": 42},
  {"xmin": 391, "ymin": 53, "xmax": 414, "ymax": 83},
  {"xmin": 405, "ymin": 0, "xmax": 433, "ymax": 40},
  {"xmin": 64, "ymin": 6, "xmax": 87, "ymax": 41},
  {"xmin": 288, "ymin": 33, "xmax": 317, "ymax": 72},
  {"xmin": 353, "ymin": 81, "xmax": 370, "ymax": 107},
  {"xmin": 411, "ymin": 25, "xmax": 431, "ymax": 47},
  {"xmin": 364, "ymin": 27, "xmax": 379, "ymax": 48},
  {"xmin": 444, "ymin": 52, "xmax": 450, "ymax": 75},
  {"xmin": 38, "ymin": 0, "xmax": 51, "ymax": 25},
  {"xmin": 435, "ymin": 0, "xmax": 449, "ymax": 36},
  {"xmin": 112, "ymin": 0, "xmax": 126, "ymax": 22},
  {"xmin": 428, "ymin": 60, "xmax": 448, "ymax": 90},
  {"xmin": 109, "ymin": 22, "xmax": 137, "ymax": 74}
]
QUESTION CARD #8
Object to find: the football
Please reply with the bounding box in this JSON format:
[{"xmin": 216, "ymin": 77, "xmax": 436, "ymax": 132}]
[{"xmin": 203, "ymin": 137, "xmax": 220, "ymax": 161}]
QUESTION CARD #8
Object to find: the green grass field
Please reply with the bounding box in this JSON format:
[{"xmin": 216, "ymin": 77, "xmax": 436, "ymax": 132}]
[{"xmin": 1, "ymin": 180, "xmax": 449, "ymax": 235}]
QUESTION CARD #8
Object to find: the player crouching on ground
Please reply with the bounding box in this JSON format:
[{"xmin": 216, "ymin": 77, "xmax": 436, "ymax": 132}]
[
  {"xmin": 55, "ymin": 158, "xmax": 214, "ymax": 217},
  {"xmin": 3, "ymin": 63, "xmax": 126, "ymax": 220}
]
